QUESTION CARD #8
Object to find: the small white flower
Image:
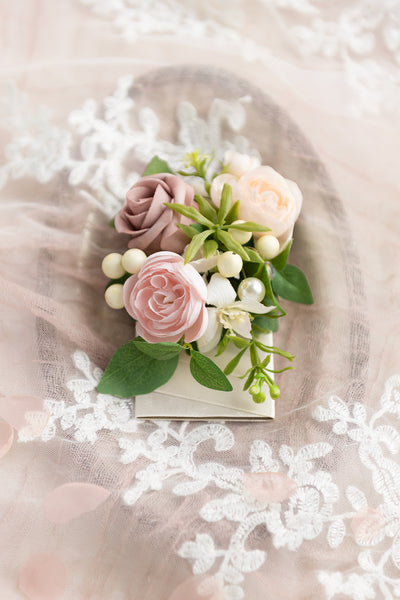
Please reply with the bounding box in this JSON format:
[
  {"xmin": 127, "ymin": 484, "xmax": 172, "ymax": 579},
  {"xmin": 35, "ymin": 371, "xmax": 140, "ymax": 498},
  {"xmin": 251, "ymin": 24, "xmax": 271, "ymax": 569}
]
[{"xmin": 197, "ymin": 273, "xmax": 274, "ymax": 353}]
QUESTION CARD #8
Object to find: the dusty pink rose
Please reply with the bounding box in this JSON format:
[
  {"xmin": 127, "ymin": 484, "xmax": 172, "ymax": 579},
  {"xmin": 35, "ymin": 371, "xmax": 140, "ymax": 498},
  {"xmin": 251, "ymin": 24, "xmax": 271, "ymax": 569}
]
[
  {"xmin": 115, "ymin": 173, "xmax": 195, "ymax": 254},
  {"xmin": 123, "ymin": 251, "xmax": 208, "ymax": 343}
]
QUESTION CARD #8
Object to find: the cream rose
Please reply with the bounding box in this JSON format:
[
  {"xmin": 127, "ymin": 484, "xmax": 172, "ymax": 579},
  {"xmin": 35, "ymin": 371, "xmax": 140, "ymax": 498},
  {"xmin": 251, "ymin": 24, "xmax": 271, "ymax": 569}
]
[{"xmin": 236, "ymin": 166, "xmax": 302, "ymax": 245}]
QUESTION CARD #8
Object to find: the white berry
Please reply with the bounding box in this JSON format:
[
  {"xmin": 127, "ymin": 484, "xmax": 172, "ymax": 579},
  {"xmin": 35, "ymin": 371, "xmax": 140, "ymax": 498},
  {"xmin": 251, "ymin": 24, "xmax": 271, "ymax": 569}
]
[
  {"xmin": 105, "ymin": 284, "xmax": 125, "ymax": 309},
  {"xmin": 228, "ymin": 221, "xmax": 252, "ymax": 245},
  {"xmin": 217, "ymin": 251, "xmax": 243, "ymax": 278},
  {"xmin": 256, "ymin": 235, "xmax": 280, "ymax": 260},
  {"xmin": 122, "ymin": 248, "xmax": 147, "ymax": 274},
  {"xmin": 101, "ymin": 253, "xmax": 125, "ymax": 279}
]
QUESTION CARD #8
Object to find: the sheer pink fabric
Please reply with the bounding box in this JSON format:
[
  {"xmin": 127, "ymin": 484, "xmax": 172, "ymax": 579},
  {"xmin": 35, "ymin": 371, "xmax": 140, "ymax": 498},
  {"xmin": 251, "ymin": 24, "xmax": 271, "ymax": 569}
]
[{"xmin": 0, "ymin": 1, "xmax": 399, "ymax": 599}]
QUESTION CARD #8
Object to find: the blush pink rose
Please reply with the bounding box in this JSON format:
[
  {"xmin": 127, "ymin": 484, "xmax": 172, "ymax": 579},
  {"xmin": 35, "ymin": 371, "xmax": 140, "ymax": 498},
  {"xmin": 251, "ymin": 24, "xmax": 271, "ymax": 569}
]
[
  {"xmin": 237, "ymin": 166, "xmax": 303, "ymax": 245},
  {"xmin": 123, "ymin": 251, "xmax": 208, "ymax": 344},
  {"xmin": 210, "ymin": 164, "xmax": 302, "ymax": 247},
  {"xmin": 115, "ymin": 173, "xmax": 195, "ymax": 254}
]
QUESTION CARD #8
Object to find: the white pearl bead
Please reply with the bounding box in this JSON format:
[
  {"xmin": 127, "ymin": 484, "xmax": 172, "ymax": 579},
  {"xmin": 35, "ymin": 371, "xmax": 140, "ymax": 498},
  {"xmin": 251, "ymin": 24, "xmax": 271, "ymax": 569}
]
[
  {"xmin": 102, "ymin": 253, "xmax": 125, "ymax": 279},
  {"xmin": 122, "ymin": 248, "xmax": 147, "ymax": 274},
  {"xmin": 105, "ymin": 284, "xmax": 125, "ymax": 309},
  {"xmin": 217, "ymin": 252, "xmax": 243, "ymax": 278},
  {"xmin": 238, "ymin": 277, "xmax": 266, "ymax": 302},
  {"xmin": 256, "ymin": 234, "xmax": 280, "ymax": 260},
  {"xmin": 228, "ymin": 220, "xmax": 252, "ymax": 245}
]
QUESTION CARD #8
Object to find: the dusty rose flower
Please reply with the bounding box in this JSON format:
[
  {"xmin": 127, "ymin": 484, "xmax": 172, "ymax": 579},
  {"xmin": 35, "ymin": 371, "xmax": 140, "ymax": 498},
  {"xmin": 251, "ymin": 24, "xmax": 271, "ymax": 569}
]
[
  {"xmin": 123, "ymin": 251, "xmax": 208, "ymax": 344},
  {"xmin": 115, "ymin": 173, "xmax": 195, "ymax": 254}
]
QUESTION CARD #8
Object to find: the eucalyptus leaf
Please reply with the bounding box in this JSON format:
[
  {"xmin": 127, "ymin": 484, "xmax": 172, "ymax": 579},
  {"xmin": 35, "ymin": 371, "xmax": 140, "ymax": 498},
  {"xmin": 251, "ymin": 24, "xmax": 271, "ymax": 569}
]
[
  {"xmin": 223, "ymin": 347, "xmax": 247, "ymax": 375},
  {"xmin": 164, "ymin": 203, "xmax": 214, "ymax": 228},
  {"xmin": 216, "ymin": 229, "xmax": 250, "ymax": 261},
  {"xmin": 271, "ymin": 240, "xmax": 293, "ymax": 271},
  {"xmin": 184, "ymin": 230, "xmax": 213, "ymax": 263},
  {"xmin": 142, "ymin": 155, "xmax": 173, "ymax": 176},
  {"xmin": 218, "ymin": 184, "xmax": 232, "ymax": 225},
  {"xmin": 109, "ymin": 217, "xmax": 115, "ymax": 229},
  {"xmin": 195, "ymin": 194, "xmax": 218, "ymax": 222},
  {"xmin": 272, "ymin": 264, "xmax": 313, "ymax": 304},
  {"xmin": 97, "ymin": 341, "xmax": 179, "ymax": 397},
  {"xmin": 190, "ymin": 350, "xmax": 233, "ymax": 391}
]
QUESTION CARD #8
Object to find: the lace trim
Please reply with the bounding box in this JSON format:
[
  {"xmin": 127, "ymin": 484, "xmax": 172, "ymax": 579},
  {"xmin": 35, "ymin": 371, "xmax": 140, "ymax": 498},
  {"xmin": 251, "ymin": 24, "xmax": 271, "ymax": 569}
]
[
  {"xmin": 19, "ymin": 350, "xmax": 400, "ymax": 599},
  {"xmin": 78, "ymin": 0, "xmax": 400, "ymax": 116},
  {"xmin": 0, "ymin": 77, "xmax": 253, "ymax": 216}
]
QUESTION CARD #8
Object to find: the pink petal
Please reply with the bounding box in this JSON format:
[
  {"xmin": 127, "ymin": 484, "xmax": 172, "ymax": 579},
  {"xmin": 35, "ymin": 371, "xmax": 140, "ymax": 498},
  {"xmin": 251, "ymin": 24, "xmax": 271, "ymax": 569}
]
[
  {"xmin": 0, "ymin": 420, "xmax": 14, "ymax": 458},
  {"xmin": 243, "ymin": 472, "xmax": 298, "ymax": 503},
  {"xmin": 0, "ymin": 396, "xmax": 48, "ymax": 435},
  {"xmin": 44, "ymin": 482, "xmax": 110, "ymax": 524},
  {"xmin": 19, "ymin": 554, "xmax": 67, "ymax": 600},
  {"xmin": 351, "ymin": 508, "xmax": 385, "ymax": 546}
]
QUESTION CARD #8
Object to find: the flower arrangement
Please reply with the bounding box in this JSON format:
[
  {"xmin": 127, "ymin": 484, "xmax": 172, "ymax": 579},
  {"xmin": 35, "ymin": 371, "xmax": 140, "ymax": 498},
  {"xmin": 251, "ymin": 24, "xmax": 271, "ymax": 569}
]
[{"xmin": 97, "ymin": 150, "xmax": 313, "ymax": 404}]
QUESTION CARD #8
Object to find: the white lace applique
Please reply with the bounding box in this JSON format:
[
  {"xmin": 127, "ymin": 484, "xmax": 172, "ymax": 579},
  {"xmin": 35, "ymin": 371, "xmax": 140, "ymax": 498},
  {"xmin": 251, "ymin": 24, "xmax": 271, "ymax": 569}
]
[
  {"xmin": 36, "ymin": 350, "xmax": 138, "ymax": 443},
  {"xmin": 178, "ymin": 440, "xmax": 338, "ymax": 599},
  {"xmin": 0, "ymin": 78, "xmax": 254, "ymax": 216},
  {"xmin": 78, "ymin": 0, "xmax": 263, "ymax": 60},
  {"xmin": 18, "ymin": 349, "xmax": 400, "ymax": 598},
  {"xmin": 314, "ymin": 375, "xmax": 400, "ymax": 599},
  {"xmin": 77, "ymin": 0, "xmax": 400, "ymax": 116}
]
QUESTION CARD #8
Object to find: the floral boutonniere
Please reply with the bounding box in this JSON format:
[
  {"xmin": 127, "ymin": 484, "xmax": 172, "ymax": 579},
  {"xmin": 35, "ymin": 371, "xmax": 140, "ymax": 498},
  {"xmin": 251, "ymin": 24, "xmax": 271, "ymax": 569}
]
[{"xmin": 98, "ymin": 150, "xmax": 313, "ymax": 403}]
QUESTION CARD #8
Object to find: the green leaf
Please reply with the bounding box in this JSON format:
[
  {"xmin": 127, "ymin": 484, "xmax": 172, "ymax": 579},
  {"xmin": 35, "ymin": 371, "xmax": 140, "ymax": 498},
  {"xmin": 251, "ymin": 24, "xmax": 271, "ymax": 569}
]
[
  {"xmin": 109, "ymin": 216, "xmax": 115, "ymax": 229},
  {"xmin": 252, "ymin": 315, "xmax": 279, "ymax": 333},
  {"xmin": 176, "ymin": 223, "xmax": 204, "ymax": 239},
  {"xmin": 132, "ymin": 339, "xmax": 183, "ymax": 360},
  {"xmin": 243, "ymin": 369, "xmax": 256, "ymax": 391},
  {"xmin": 216, "ymin": 332, "xmax": 230, "ymax": 356},
  {"xmin": 244, "ymin": 248, "xmax": 263, "ymax": 263},
  {"xmin": 271, "ymin": 240, "xmax": 293, "ymax": 271},
  {"xmin": 195, "ymin": 194, "xmax": 218, "ymax": 222},
  {"xmin": 224, "ymin": 200, "xmax": 240, "ymax": 225},
  {"xmin": 227, "ymin": 335, "xmax": 250, "ymax": 349},
  {"xmin": 105, "ymin": 273, "xmax": 131, "ymax": 289},
  {"xmin": 272, "ymin": 264, "xmax": 314, "ymax": 304},
  {"xmin": 216, "ymin": 230, "xmax": 250, "ymax": 261},
  {"xmin": 142, "ymin": 156, "xmax": 173, "ymax": 176},
  {"xmin": 164, "ymin": 203, "xmax": 214, "ymax": 228},
  {"xmin": 217, "ymin": 184, "xmax": 232, "ymax": 225},
  {"xmin": 97, "ymin": 340, "xmax": 179, "ymax": 397},
  {"xmin": 223, "ymin": 347, "xmax": 247, "ymax": 375},
  {"xmin": 190, "ymin": 350, "xmax": 233, "ymax": 391},
  {"xmin": 254, "ymin": 341, "xmax": 294, "ymax": 361},
  {"xmin": 184, "ymin": 230, "xmax": 213, "ymax": 263},
  {"xmin": 203, "ymin": 239, "xmax": 219, "ymax": 258},
  {"xmin": 228, "ymin": 221, "xmax": 270, "ymax": 233}
]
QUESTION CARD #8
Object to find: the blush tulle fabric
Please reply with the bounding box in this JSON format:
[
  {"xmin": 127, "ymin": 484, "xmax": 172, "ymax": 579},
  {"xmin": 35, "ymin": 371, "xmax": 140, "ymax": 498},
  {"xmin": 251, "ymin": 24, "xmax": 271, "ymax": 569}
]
[{"xmin": 0, "ymin": 1, "xmax": 399, "ymax": 599}]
